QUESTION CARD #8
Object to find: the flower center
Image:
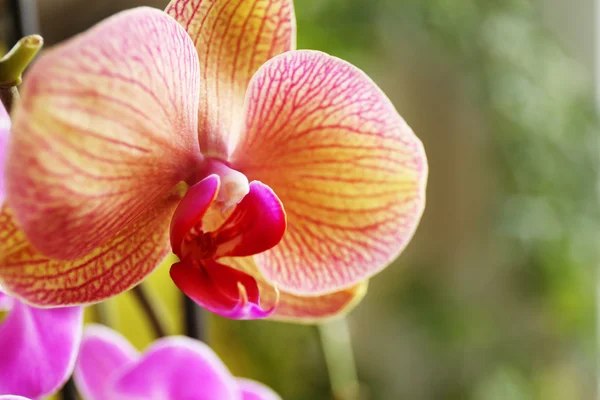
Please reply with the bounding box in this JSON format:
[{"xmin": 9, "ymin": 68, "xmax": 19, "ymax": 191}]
[
  {"xmin": 190, "ymin": 159, "xmax": 249, "ymax": 211},
  {"xmin": 181, "ymin": 230, "xmax": 216, "ymax": 261}
]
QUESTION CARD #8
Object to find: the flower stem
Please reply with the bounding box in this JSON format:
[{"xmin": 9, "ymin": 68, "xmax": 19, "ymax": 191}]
[
  {"xmin": 60, "ymin": 378, "xmax": 78, "ymax": 400},
  {"xmin": 0, "ymin": 34, "xmax": 42, "ymax": 114},
  {"xmin": 93, "ymin": 301, "xmax": 114, "ymax": 327},
  {"xmin": 7, "ymin": 0, "xmax": 41, "ymax": 41},
  {"xmin": 0, "ymin": 86, "xmax": 19, "ymax": 115},
  {"xmin": 184, "ymin": 295, "xmax": 207, "ymax": 341},
  {"xmin": 0, "ymin": 34, "xmax": 43, "ymax": 86},
  {"xmin": 132, "ymin": 283, "xmax": 169, "ymax": 338},
  {"xmin": 319, "ymin": 317, "xmax": 360, "ymax": 400}
]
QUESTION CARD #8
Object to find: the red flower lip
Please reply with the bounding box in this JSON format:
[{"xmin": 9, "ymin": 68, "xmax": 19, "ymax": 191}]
[{"xmin": 169, "ymin": 173, "xmax": 285, "ymax": 319}]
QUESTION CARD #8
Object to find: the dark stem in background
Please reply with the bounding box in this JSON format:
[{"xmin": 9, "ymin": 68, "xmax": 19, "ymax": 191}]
[
  {"xmin": 0, "ymin": 86, "xmax": 18, "ymax": 113},
  {"xmin": 7, "ymin": 0, "xmax": 40, "ymax": 44},
  {"xmin": 184, "ymin": 295, "xmax": 207, "ymax": 342},
  {"xmin": 5, "ymin": 0, "xmax": 22, "ymax": 46},
  {"xmin": 61, "ymin": 379, "xmax": 78, "ymax": 400},
  {"xmin": 132, "ymin": 283, "xmax": 169, "ymax": 338},
  {"xmin": 93, "ymin": 301, "xmax": 113, "ymax": 327}
]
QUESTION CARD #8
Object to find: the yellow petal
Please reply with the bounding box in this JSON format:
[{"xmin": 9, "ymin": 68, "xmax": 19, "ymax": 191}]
[
  {"xmin": 232, "ymin": 50, "xmax": 428, "ymax": 295},
  {"xmin": 166, "ymin": 0, "xmax": 296, "ymax": 157},
  {"xmin": 224, "ymin": 256, "xmax": 367, "ymax": 322},
  {"xmin": 6, "ymin": 8, "xmax": 201, "ymax": 261},
  {"xmin": 270, "ymin": 282, "xmax": 367, "ymax": 323},
  {"xmin": 0, "ymin": 186, "xmax": 185, "ymax": 306}
]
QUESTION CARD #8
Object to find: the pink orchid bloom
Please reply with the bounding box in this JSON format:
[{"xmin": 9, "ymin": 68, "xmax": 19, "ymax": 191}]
[
  {"xmin": 0, "ymin": 289, "xmax": 83, "ymax": 398},
  {"xmin": 0, "ymin": 106, "xmax": 83, "ymax": 399},
  {"xmin": 74, "ymin": 324, "xmax": 281, "ymax": 400},
  {"xmin": 0, "ymin": 1, "xmax": 427, "ymax": 320}
]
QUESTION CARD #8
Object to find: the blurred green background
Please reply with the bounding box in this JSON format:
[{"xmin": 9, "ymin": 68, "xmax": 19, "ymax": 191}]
[{"xmin": 4, "ymin": 0, "xmax": 598, "ymax": 399}]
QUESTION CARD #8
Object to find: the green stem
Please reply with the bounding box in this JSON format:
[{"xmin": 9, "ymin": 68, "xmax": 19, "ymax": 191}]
[
  {"xmin": 0, "ymin": 34, "xmax": 43, "ymax": 114},
  {"xmin": 0, "ymin": 34, "xmax": 43, "ymax": 86},
  {"xmin": 132, "ymin": 283, "xmax": 170, "ymax": 338},
  {"xmin": 93, "ymin": 301, "xmax": 114, "ymax": 327},
  {"xmin": 319, "ymin": 318, "xmax": 360, "ymax": 400}
]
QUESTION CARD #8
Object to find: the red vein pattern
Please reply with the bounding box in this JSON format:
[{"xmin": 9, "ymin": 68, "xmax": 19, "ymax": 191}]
[
  {"xmin": 166, "ymin": 0, "xmax": 295, "ymax": 158},
  {"xmin": 0, "ymin": 185, "xmax": 186, "ymax": 306},
  {"xmin": 225, "ymin": 256, "xmax": 367, "ymax": 321},
  {"xmin": 6, "ymin": 8, "xmax": 201, "ymax": 261},
  {"xmin": 270, "ymin": 282, "xmax": 366, "ymax": 322},
  {"xmin": 231, "ymin": 50, "xmax": 428, "ymax": 295}
]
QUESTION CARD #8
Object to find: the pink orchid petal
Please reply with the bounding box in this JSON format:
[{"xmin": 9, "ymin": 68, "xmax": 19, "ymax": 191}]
[
  {"xmin": 166, "ymin": 0, "xmax": 296, "ymax": 157},
  {"xmin": 170, "ymin": 174, "xmax": 220, "ymax": 257},
  {"xmin": 0, "ymin": 289, "xmax": 13, "ymax": 310},
  {"xmin": 0, "ymin": 396, "xmax": 31, "ymax": 400},
  {"xmin": 0, "ymin": 187, "xmax": 185, "ymax": 306},
  {"xmin": 74, "ymin": 324, "xmax": 139, "ymax": 400},
  {"xmin": 232, "ymin": 50, "xmax": 428, "ymax": 295},
  {"xmin": 0, "ymin": 297, "xmax": 83, "ymax": 398},
  {"xmin": 6, "ymin": 7, "xmax": 201, "ymax": 261},
  {"xmin": 0, "ymin": 103, "xmax": 10, "ymax": 205},
  {"xmin": 73, "ymin": 326, "xmax": 281, "ymax": 400},
  {"xmin": 237, "ymin": 379, "xmax": 281, "ymax": 400},
  {"xmin": 213, "ymin": 181, "xmax": 286, "ymax": 258},
  {"xmin": 107, "ymin": 337, "xmax": 239, "ymax": 400},
  {"xmin": 170, "ymin": 258, "xmax": 276, "ymax": 319}
]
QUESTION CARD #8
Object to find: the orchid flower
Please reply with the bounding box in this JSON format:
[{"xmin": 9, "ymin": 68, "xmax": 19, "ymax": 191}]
[
  {"xmin": 0, "ymin": 289, "xmax": 83, "ymax": 398},
  {"xmin": 74, "ymin": 324, "xmax": 281, "ymax": 400},
  {"xmin": 0, "ymin": 1, "xmax": 427, "ymax": 320}
]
